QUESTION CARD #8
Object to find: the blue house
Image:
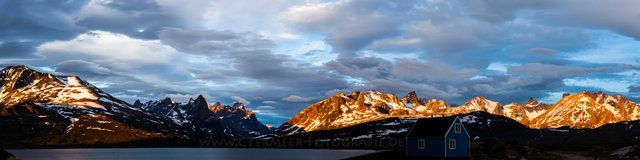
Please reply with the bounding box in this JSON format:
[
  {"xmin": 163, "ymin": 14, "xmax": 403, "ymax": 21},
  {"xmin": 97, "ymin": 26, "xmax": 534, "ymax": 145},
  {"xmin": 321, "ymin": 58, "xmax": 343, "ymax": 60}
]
[{"xmin": 406, "ymin": 116, "xmax": 470, "ymax": 158}]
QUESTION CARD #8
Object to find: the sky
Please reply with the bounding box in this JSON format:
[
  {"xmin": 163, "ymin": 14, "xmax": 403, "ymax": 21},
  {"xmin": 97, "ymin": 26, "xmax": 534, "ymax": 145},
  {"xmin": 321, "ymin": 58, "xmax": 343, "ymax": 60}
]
[{"xmin": 1, "ymin": 0, "xmax": 640, "ymax": 126}]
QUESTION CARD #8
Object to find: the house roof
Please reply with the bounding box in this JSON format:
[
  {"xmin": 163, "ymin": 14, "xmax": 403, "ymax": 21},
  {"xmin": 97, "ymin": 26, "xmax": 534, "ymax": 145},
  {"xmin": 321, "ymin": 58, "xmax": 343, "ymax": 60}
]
[{"xmin": 406, "ymin": 116, "xmax": 458, "ymax": 137}]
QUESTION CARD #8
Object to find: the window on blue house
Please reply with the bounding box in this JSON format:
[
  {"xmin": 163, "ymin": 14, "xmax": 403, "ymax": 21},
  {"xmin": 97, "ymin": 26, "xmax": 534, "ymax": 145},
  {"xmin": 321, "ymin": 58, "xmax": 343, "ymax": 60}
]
[
  {"xmin": 418, "ymin": 139, "xmax": 425, "ymax": 149},
  {"xmin": 455, "ymin": 124, "xmax": 461, "ymax": 133},
  {"xmin": 449, "ymin": 139, "xmax": 456, "ymax": 150}
]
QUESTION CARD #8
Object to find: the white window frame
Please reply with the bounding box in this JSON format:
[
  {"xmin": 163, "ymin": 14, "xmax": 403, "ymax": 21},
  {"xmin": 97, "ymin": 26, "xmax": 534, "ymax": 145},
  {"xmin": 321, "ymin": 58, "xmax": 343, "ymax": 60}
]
[
  {"xmin": 455, "ymin": 123, "xmax": 461, "ymax": 133},
  {"xmin": 418, "ymin": 139, "xmax": 425, "ymax": 149},
  {"xmin": 449, "ymin": 139, "xmax": 456, "ymax": 150}
]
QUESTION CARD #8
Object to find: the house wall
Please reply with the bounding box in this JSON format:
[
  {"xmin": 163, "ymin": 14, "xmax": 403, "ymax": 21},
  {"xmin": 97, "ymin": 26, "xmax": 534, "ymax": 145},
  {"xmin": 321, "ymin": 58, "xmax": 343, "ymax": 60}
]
[
  {"xmin": 445, "ymin": 119, "xmax": 470, "ymax": 157},
  {"xmin": 406, "ymin": 137, "xmax": 445, "ymax": 157}
]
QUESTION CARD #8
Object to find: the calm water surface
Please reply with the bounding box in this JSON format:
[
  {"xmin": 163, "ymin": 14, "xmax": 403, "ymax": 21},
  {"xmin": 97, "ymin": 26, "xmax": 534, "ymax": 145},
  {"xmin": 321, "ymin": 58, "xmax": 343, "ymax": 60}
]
[{"xmin": 8, "ymin": 148, "xmax": 376, "ymax": 160}]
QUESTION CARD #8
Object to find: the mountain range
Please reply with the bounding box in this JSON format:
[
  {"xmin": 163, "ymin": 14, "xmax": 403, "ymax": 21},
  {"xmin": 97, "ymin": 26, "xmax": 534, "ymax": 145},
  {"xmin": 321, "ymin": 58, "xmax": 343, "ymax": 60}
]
[
  {"xmin": 275, "ymin": 89, "xmax": 640, "ymax": 135},
  {"xmin": 0, "ymin": 65, "xmax": 269, "ymax": 147},
  {"xmin": 1, "ymin": 65, "xmax": 639, "ymax": 149},
  {"xmin": 135, "ymin": 97, "xmax": 271, "ymax": 137},
  {"xmin": 0, "ymin": 65, "xmax": 187, "ymax": 146}
]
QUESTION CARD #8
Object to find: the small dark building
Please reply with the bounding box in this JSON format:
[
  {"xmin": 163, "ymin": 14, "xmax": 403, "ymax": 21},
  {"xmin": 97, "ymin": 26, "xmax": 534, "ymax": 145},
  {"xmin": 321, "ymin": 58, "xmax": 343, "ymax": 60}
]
[{"xmin": 406, "ymin": 116, "xmax": 470, "ymax": 158}]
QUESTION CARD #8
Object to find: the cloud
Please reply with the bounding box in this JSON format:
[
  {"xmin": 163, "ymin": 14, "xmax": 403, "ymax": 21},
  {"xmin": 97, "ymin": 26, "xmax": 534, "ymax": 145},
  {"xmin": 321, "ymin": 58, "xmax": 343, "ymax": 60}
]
[
  {"xmin": 461, "ymin": 0, "xmax": 640, "ymax": 41},
  {"xmin": 202, "ymin": 0, "xmax": 303, "ymax": 32},
  {"xmin": 37, "ymin": 30, "xmax": 178, "ymax": 70},
  {"xmin": 286, "ymin": 0, "xmax": 411, "ymax": 58},
  {"xmin": 55, "ymin": 60, "xmax": 115, "ymax": 77},
  {"xmin": 4, "ymin": 0, "xmax": 640, "ymax": 125},
  {"xmin": 326, "ymin": 57, "xmax": 392, "ymax": 80},
  {"xmin": 503, "ymin": 63, "xmax": 612, "ymax": 89},
  {"xmin": 9, "ymin": 30, "xmax": 201, "ymax": 103},
  {"xmin": 262, "ymin": 101, "xmax": 277, "ymax": 104},
  {"xmin": 158, "ymin": 27, "xmax": 273, "ymax": 56},
  {"xmin": 528, "ymin": 48, "xmax": 557, "ymax": 54},
  {"xmin": 392, "ymin": 59, "xmax": 479, "ymax": 82},
  {"xmin": 282, "ymin": 95, "xmax": 314, "ymax": 102},
  {"xmin": 629, "ymin": 86, "xmax": 640, "ymax": 93},
  {"xmin": 472, "ymin": 84, "xmax": 508, "ymax": 95},
  {"xmin": 231, "ymin": 96, "xmax": 251, "ymax": 105},
  {"xmin": 0, "ymin": 0, "xmax": 88, "ymax": 42},
  {"xmin": 256, "ymin": 105, "xmax": 275, "ymax": 109},
  {"xmin": 0, "ymin": 41, "xmax": 40, "ymax": 59},
  {"xmin": 537, "ymin": 1, "xmax": 640, "ymax": 40},
  {"xmin": 462, "ymin": 0, "xmax": 549, "ymax": 23},
  {"xmin": 158, "ymin": 27, "xmax": 349, "ymax": 105},
  {"xmin": 74, "ymin": 0, "xmax": 207, "ymax": 39}
]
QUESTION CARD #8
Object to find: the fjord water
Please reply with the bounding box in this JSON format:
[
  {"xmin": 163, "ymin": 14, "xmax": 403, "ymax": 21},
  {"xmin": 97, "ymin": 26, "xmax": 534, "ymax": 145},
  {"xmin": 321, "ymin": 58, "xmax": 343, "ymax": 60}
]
[{"xmin": 8, "ymin": 148, "xmax": 375, "ymax": 160}]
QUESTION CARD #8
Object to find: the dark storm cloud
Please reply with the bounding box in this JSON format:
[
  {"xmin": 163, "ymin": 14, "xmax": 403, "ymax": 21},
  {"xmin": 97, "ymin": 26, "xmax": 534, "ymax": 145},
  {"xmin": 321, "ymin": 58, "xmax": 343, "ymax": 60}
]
[{"xmin": 0, "ymin": 41, "xmax": 40, "ymax": 59}]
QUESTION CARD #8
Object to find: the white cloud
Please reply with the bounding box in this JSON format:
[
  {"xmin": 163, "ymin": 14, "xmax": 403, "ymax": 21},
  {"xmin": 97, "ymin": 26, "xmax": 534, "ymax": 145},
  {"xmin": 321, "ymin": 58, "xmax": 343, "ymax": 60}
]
[
  {"xmin": 257, "ymin": 105, "xmax": 275, "ymax": 109},
  {"xmin": 262, "ymin": 100, "xmax": 277, "ymax": 104},
  {"xmin": 282, "ymin": 95, "xmax": 314, "ymax": 102},
  {"xmin": 231, "ymin": 96, "xmax": 251, "ymax": 105},
  {"xmin": 487, "ymin": 62, "xmax": 519, "ymax": 73},
  {"xmin": 38, "ymin": 30, "xmax": 178, "ymax": 69}
]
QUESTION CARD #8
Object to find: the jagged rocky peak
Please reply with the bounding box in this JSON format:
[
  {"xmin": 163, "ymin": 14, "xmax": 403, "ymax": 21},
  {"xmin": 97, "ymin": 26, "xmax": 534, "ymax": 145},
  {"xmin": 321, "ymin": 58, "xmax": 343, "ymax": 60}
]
[
  {"xmin": 209, "ymin": 101, "xmax": 224, "ymax": 113},
  {"xmin": 346, "ymin": 91, "xmax": 361, "ymax": 99},
  {"xmin": 1, "ymin": 65, "xmax": 30, "ymax": 75},
  {"xmin": 526, "ymin": 97, "xmax": 536, "ymax": 103},
  {"xmin": 1, "ymin": 65, "xmax": 60, "ymax": 90},
  {"xmin": 365, "ymin": 90, "xmax": 400, "ymax": 102},
  {"xmin": 401, "ymin": 91, "xmax": 418, "ymax": 101},
  {"xmin": 162, "ymin": 97, "xmax": 173, "ymax": 103},
  {"xmin": 232, "ymin": 102, "xmax": 245, "ymax": 110},
  {"xmin": 133, "ymin": 100, "xmax": 143, "ymax": 108},
  {"xmin": 194, "ymin": 95, "xmax": 207, "ymax": 105},
  {"xmin": 473, "ymin": 95, "xmax": 486, "ymax": 100},
  {"xmin": 401, "ymin": 91, "xmax": 425, "ymax": 106}
]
